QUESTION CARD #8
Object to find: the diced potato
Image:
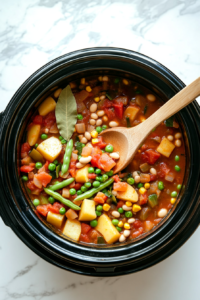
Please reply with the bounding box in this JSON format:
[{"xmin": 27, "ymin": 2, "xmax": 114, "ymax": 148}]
[
  {"xmin": 27, "ymin": 124, "xmax": 41, "ymax": 146},
  {"xmin": 29, "ymin": 149, "xmax": 44, "ymax": 162},
  {"xmin": 79, "ymin": 199, "xmax": 96, "ymax": 221},
  {"xmin": 95, "ymin": 214, "xmax": 120, "ymax": 244},
  {"xmin": 117, "ymin": 184, "xmax": 138, "ymax": 202},
  {"xmin": 47, "ymin": 211, "xmax": 65, "ymax": 228},
  {"xmin": 124, "ymin": 106, "xmax": 140, "ymax": 121},
  {"xmin": 62, "ymin": 219, "xmax": 81, "ymax": 241},
  {"xmin": 157, "ymin": 137, "xmax": 175, "ymax": 157},
  {"xmin": 38, "ymin": 97, "xmax": 56, "ymax": 116},
  {"xmin": 37, "ymin": 137, "xmax": 62, "ymax": 162},
  {"xmin": 75, "ymin": 164, "xmax": 89, "ymax": 183}
]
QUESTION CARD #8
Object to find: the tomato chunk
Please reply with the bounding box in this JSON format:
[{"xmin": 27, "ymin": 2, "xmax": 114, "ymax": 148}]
[
  {"xmin": 48, "ymin": 202, "xmax": 63, "ymax": 214},
  {"xmin": 139, "ymin": 191, "xmax": 148, "ymax": 205},
  {"xmin": 33, "ymin": 115, "xmax": 43, "ymax": 125},
  {"xmin": 43, "ymin": 111, "xmax": 56, "ymax": 129},
  {"xmin": 94, "ymin": 192, "xmax": 108, "ymax": 204},
  {"xmin": 98, "ymin": 153, "xmax": 116, "ymax": 172},
  {"xmin": 88, "ymin": 173, "xmax": 97, "ymax": 179},
  {"xmin": 94, "ymin": 137, "xmax": 107, "ymax": 149},
  {"xmin": 36, "ymin": 204, "xmax": 52, "ymax": 217},
  {"xmin": 20, "ymin": 165, "xmax": 35, "ymax": 173},
  {"xmin": 104, "ymin": 108, "xmax": 115, "ymax": 119},
  {"xmin": 113, "ymin": 102, "xmax": 123, "ymax": 119},
  {"xmin": 91, "ymin": 154, "xmax": 101, "ymax": 168},
  {"xmin": 80, "ymin": 233, "xmax": 90, "ymax": 243},
  {"xmin": 113, "ymin": 175, "xmax": 120, "ymax": 182},
  {"xmin": 117, "ymin": 200, "xmax": 124, "ymax": 208},
  {"xmin": 35, "ymin": 172, "xmax": 52, "ymax": 187},
  {"xmin": 81, "ymin": 223, "xmax": 92, "ymax": 234},
  {"xmin": 113, "ymin": 182, "xmax": 128, "ymax": 192},
  {"xmin": 141, "ymin": 149, "xmax": 161, "ymax": 165},
  {"xmin": 158, "ymin": 162, "xmax": 170, "ymax": 178}
]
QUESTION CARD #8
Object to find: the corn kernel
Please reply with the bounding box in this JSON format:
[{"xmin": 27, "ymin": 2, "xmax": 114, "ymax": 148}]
[
  {"xmin": 91, "ymin": 130, "xmax": 98, "ymax": 138},
  {"xmin": 98, "ymin": 76, "xmax": 103, "ymax": 81},
  {"xmin": 140, "ymin": 116, "xmax": 146, "ymax": 122},
  {"xmin": 171, "ymin": 198, "xmax": 176, "ymax": 204},
  {"xmin": 123, "ymin": 79, "xmax": 129, "ymax": 85},
  {"xmin": 92, "ymin": 138, "xmax": 99, "ymax": 144},
  {"xmin": 86, "ymin": 86, "xmax": 92, "ymax": 92},
  {"xmin": 132, "ymin": 204, "xmax": 141, "ymax": 213},
  {"xmin": 81, "ymin": 78, "xmax": 85, "ymax": 85},
  {"xmin": 139, "ymin": 187, "xmax": 146, "ymax": 194},
  {"xmin": 103, "ymin": 204, "xmax": 110, "ymax": 211},
  {"xmin": 118, "ymin": 221, "xmax": 124, "ymax": 228},
  {"xmin": 94, "ymin": 97, "xmax": 100, "ymax": 102},
  {"xmin": 124, "ymin": 223, "xmax": 130, "ymax": 229},
  {"xmin": 125, "ymin": 201, "xmax": 132, "ymax": 207},
  {"xmin": 69, "ymin": 82, "xmax": 76, "ymax": 89},
  {"xmin": 144, "ymin": 183, "xmax": 150, "ymax": 189}
]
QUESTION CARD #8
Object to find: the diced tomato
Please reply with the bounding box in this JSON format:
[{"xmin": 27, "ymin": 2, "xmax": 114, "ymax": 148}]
[
  {"xmin": 88, "ymin": 229, "xmax": 99, "ymax": 243},
  {"xmin": 21, "ymin": 142, "xmax": 31, "ymax": 158},
  {"xmin": 139, "ymin": 191, "xmax": 148, "ymax": 205},
  {"xmin": 158, "ymin": 162, "xmax": 170, "ymax": 178},
  {"xmin": 113, "ymin": 182, "xmax": 128, "ymax": 192},
  {"xmin": 27, "ymin": 180, "xmax": 37, "ymax": 191},
  {"xmin": 35, "ymin": 172, "xmax": 52, "ymax": 187},
  {"xmin": 80, "ymin": 233, "xmax": 90, "ymax": 243},
  {"xmin": 44, "ymin": 161, "xmax": 50, "ymax": 171},
  {"xmin": 113, "ymin": 175, "xmax": 120, "ymax": 182},
  {"xmin": 88, "ymin": 173, "xmax": 97, "ymax": 179},
  {"xmin": 117, "ymin": 200, "xmax": 124, "ymax": 208},
  {"xmin": 132, "ymin": 230, "xmax": 141, "ymax": 239},
  {"xmin": 81, "ymin": 223, "xmax": 92, "ymax": 234},
  {"xmin": 101, "ymin": 98, "xmax": 113, "ymax": 109},
  {"xmin": 94, "ymin": 136, "xmax": 107, "ymax": 149},
  {"xmin": 48, "ymin": 202, "xmax": 63, "ymax": 214},
  {"xmin": 94, "ymin": 192, "xmax": 108, "ymax": 204},
  {"xmin": 98, "ymin": 153, "xmax": 116, "ymax": 172},
  {"xmin": 20, "ymin": 165, "xmax": 35, "ymax": 173},
  {"xmin": 69, "ymin": 160, "xmax": 76, "ymax": 177},
  {"xmin": 91, "ymin": 154, "xmax": 101, "ymax": 168},
  {"xmin": 73, "ymin": 183, "xmax": 82, "ymax": 190},
  {"xmin": 43, "ymin": 111, "xmax": 56, "ymax": 128},
  {"xmin": 33, "ymin": 115, "xmax": 43, "ymax": 125},
  {"xmin": 113, "ymin": 102, "xmax": 123, "ymax": 119},
  {"xmin": 141, "ymin": 149, "xmax": 161, "ymax": 165},
  {"xmin": 104, "ymin": 108, "xmax": 115, "ymax": 119},
  {"xmin": 140, "ymin": 144, "xmax": 149, "ymax": 152},
  {"xmin": 133, "ymin": 220, "xmax": 142, "ymax": 229},
  {"xmin": 150, "ymin": 174, "xmax": 157, "ymax": 181},
  {"xmin": 36, "ymin": 204, "xmax": 52, "ymax": 217}
]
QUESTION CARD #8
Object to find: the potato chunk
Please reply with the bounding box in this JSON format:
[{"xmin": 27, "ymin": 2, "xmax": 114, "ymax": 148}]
[
  {"xmin": 75, "ymin": 164, "xmax": 89, "ymax": 183},
  {"xmin": 47, "ymin": 211, "xmax": 65, "ymax": 228},
  {"xmin": 38, "ymin": 97, "xmax": 56, "ymax": 116},
  {"xmin": 124, "ymin": 106, "xmax": 140, "ymax": 121},
  {"xmin": 95, "ymin": 214, "xmax": 120, "ymax": 244},
  {"xmin": 79, "ymin": 199, "xmax": 96, "ymax": 221},
  {"xmin": 157, "ymin": 137, "xmax": 175, "ymax": 157},
  {"xmin": 37, "ymin": 137, "xmax": 62, "ymax": 162},
  {"xmin": 63, "ymin": 219, "xmax": 81, "ymax": 241},
  {"xmin": 117, "ymin": 184, "xmax": 138, "ymax": 202},
  {"xmin": 27, "ymin": 124, "xmax": 41, "ymax": 146}
]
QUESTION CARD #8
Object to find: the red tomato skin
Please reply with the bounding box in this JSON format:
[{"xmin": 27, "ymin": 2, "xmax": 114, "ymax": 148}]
[
  {"xmin": 33, "ymin": 115, "xmax": 43, "ymax": 125},
  {"xmin": 139, "ymin": 191, "xmax": 148, "ymax": 205},
  {"xmin": 141, "ymin": 149, "xmax": 161, "ymax": 165},
  {"xmin": 117, "ymin": 200, "xmax": 124, "ymax": 208},
  {"xmin": 113, "ymin": 175, "xmax": 120, "ymax": 182},
  {"xmin": 80, "ymin": 233, "xmax": 90, "ymax": 243},
  {"xmin": 43, "ymin": 112, "xmax": 56, "ymax": 128},
  {"xmin": 88, "ymin": 173, "xmax": 97, "ymax": 179},
  {"xmin": 101, "ymin": 99, "xmax": 113, "ymax": 108},
  {"xmin": 48, "ymin": 202, "xmax": 63, "ymax": 214},
  {"xmin": 104, "ymin": 108, "xmax": 116, "ymax": 119},
  {"xmin": 158, "ymin": 162, "xmax": 170, "ymax": 178},
  {"xmin": 81, "ymin": 223, "xmax": 92, "ymax": 234},
  {"xmin": 36, "ymin": 204, "xmax": 52, "ymax": 217},
  {"xmin": 133, "ymin": 220, "xmax": 142, "ymax": 229},
  {"xmin": 94, "ymin": 137, "xmax": 107, "ymax": 149},
  {"xmin": 91, "ymin": 154, "xmax": 101, "ymax": 168},
  {"xmin": 20, "ymin": 165, "xmax": 35, "ymax": 173},
  {"xmin": 150, "ymin": 174, "xmax": 157, "ymax": 182},
  {"xmin": 113, "ymin": 103, "xmax": 123, "ymax": 119}
]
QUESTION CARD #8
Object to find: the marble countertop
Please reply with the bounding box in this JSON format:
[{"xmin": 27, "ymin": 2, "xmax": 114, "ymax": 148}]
[{"xmin": 0, "ymin": 0, "xmax": 200, "ymax": 299}]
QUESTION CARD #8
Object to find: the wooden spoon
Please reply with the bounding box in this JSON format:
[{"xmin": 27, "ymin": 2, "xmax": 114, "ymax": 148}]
[{"xmin": 100, "ymin": 77, "xmax": 200, "ymax": 173}]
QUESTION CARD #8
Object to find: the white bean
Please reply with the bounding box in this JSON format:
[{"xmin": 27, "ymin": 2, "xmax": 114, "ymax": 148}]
[
  {"xmin": 119, "ymin": 234, "xmax": 126, "ymax": 242},
  {"xmin": 112, "ymin": 190, "xmax": 117, "ymax": 196},
  {"xmin": 76, "ymin": 162, "xmax": 86, "ymax": 169},
  {"xmin": 150, "ymin": 168, "xmax": 157, "ymax": 175},
  {"xmin": 44, "ymin": 128, "xmax": 49, "ymax": 134},
  {"xmin": 100, "ymin": 95, "xmax": 106, "ymax": 100},
  {"xmin": 102, "ymin": 116, "xmax": 108, "ymax": 122},
  {"xmin": 85, "ymin": 132, "xmax": 91, "ymax": 140},
  {"xmin": 109, "ymin": 121, "xmax": 119, "ymax": 127},
  {"xmin": 132, "ymin": 171, "xmax": 138, "ymax": 177},
  {"xmin": 111, "ymin": 211, "xmax": 120, "ymax": 218},
  {"xmin": 134, "ymin": 175, "xmax": 141, "ymax": 183},
  {"xmin": 175, "ymin": 139, "xmax": 182, "ymax": 147},
  {"xmin": 91, "ymin": 113, "xmax": 98, "ymax": 120},
  {"xmin": 175, "ymin": 132, "xmax": 182, "ymax": 139},
  {"xmin": 97, "ymin": 110, "xmax": 105, "ymax": 117},
  {"xmin": 89, "ymin": 119, "xmax": 96, "ymax": 125},
  {"xmin": 146, "ymin": 94, "xmax": 156, "ymax": 102},
  {"xmin": 96, "ymin": 119, "xmax": 102, "ymax": 126},
  {"xmin": 122, "ymin": 205, "xmax": 132, "ymax": 211},
  {"xmin": 123, "ymin": 230, "xmax": 131, "ymax": 237},
  {"xmin": 158, "ymin": 208, "xmax": 168, "ymax": 218},
  {"xmin": 167, "ymin": 135, "xmax": 173, "ymax": 141},
  {"xmin": 109, "ymin": 152, "xmax": 120, "ymax": 159},
  {"xmin": 79, "ymin": 156, "xmax": 92, "ymax": 164},
  {"xmin": 81, "ymin": 137, "xmax": 87, "ymax": 144},
  {"xmin": 102, "ymin": 75, "xmax": 109, "ymax": 81},
  {"xmin": 128, "ymin": 218, "xmax": 135, "ymax": 224},
  {"xmin": 90, "ymin": 103, "xmax": 97, "ymax": 113}
]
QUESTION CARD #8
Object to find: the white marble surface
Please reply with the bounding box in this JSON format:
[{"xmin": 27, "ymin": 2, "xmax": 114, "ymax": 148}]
[{"xmin": 0, "ymin": 0, "xmax": 200, "ymax": 299}]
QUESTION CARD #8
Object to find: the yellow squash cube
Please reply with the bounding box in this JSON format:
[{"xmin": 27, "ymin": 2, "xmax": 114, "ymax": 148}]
[
  {"xmin": 157, "ymin": 137, "xmax": 175, "ymax": 157},
  {"xmin": 95, "ymin": 214, "xmax": 120, "ymax": 244},
  {"xmin": 117, "ymin": 184, "xmax": 138, "ymax": 202},
  {"xmin": 37, "ymin": 137, "xmax": 62, "ymax": 162},
  {"xmin": 75, "ymin": 164, "xmax": 89, "ymax": 183},
  {"xmin": 38, "ymin": 97, "xmax": 56, "ymax": 116},
  {"xmin": 62, "ymin": 219, "xmax": 81, "ymax": 242},
  {"xmin": 27, "ymin": 124, "xmax": 41, "ymax": 146},
  {"xmin": 124, "ymin": 106, "xmax": 140, "ymax": 121},
  {"xmin": 79, "ymin": 199, "xmax": 96, "ymax": 221},
  {"xmin": 47, "ymin": 211, "xmax": 65, "ymax": 228}
]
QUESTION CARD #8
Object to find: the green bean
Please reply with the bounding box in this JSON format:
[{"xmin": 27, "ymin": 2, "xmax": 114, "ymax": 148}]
[
  {"xmin": 48, "ymin": 178, "xmax": 74, "ymax": 191},
  {"xmin": 74, "ymin": 178, "xmax": 114, "ymax": 202},
  {"xmin": 44, "ymin": 188, "xmax": 81, "ymax": 210},
  {"xmin": 61, "ymin": 139, "xmax": 73, "ymax": 175}
]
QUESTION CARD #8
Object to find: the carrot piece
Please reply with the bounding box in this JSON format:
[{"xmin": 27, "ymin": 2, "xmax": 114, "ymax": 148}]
[
  {"xmin": 98, "ymin": 153, "xmax": 116, "ymax": 172},
  {"xmin": 35, "ymin": 172, "xmax": 52, "ymax": 187},
  {"xmin": 113, "ymin": 182, "xmax": 128, "ymax": 192},
  {"xmin": 93, "ymin": 192, "xmax": 107, "ymax": 204},
  {"xmin": 66, "ymin": 209, "xmax": 78, "ymax": 220}
]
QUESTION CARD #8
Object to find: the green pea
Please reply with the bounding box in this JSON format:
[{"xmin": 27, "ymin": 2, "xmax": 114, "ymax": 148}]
[
  {"xmin": 48, "ymin": 163, "xmax": 56, "ymax": 171},
  {"xmin": 93, "ymin": 181, "xmax": 101, "ymax": 188},
  {"xmin": 177, "ymin": 184, "xmax": 182, "ymax": 190},
  {"xmin": 90, "ymin": 220, "xmax": 98, "ymax": 227},
  {"xmin": 59, "ymin": 136, "xmax": 63, "ymax": 141},
  {"xmin": 77, "ymin": 114, "xmax": 83, "ymax": 120},
  {"xmin": 118, "ymin": 207, "xmax": 124, "ymax": 214},
  {"xmin": 158, "ymin": 181, "xmax": 164, "ymax": 190},
  {"xmin": 59, "ymin": 207, "xmax": 66, "ymax": 215},
  {"xmin": 114, "ymin": 78, "xmax": 120, "ymax": 84},
  {"xmin": 125, "ymin": 211, "xmax": 133, "ymax": 218},
  {"xmin": 106, "ymin": 170, "xmax": 114, "ymax": 177},
  {"xmin": 96, "ymin": 126, "xmax": 102, "ymax": 133},
  {"xmin": 53, "ymin": 160, "xmax": 58, "ymax": 165},
  {"xmin": 175, "ymin": 155, "xmax": 180, "ymax": 162},
  {"xmin": 95, "ymin": 168, "xmax": 101, "ymax": 174},
  {"xmin": 61, "ymin": 139, "xmax": 67, "ymax": 144},
  {"xmin": 171, "ymin": 191, "xmax": 178, "ymax": 197},
  {"xmin": 69, "ymin": 188, "xmax": 76, "ymax": 195},
  {"xmin": 137, "ymin": 183, "xmax": 143, "ymax": 188},
  {"xmin": 33, "ymin": 199, "xmax": 40, "ymax": 206},
  {"xmin": 35, "ymin": 162, "xmax": 43, "ymax": 169},
  {"xmin": 175, "ymin": 165, "xmax": 181, "ymax": 172},
  {"xmin": 82, "ymin": 143, "xmax": 85, "ymax": 148},
  {"xmin": 77, "ymin": 190, "xmax": 82, "ymax": 196},
  {"xmin": 48, "ymin": 196, "xmax": 55, "ymax": 204},
  {"xmin": 81, "ymin": 186, "xmax": 88, "ymax": 192},
  {"xmin": 102, "ymin": 125, "xmax": 107, "ymax": 130},
  {"xmin": 105, "ymin": 145, "xmax": 114, "ymax": 153},
  {"xmin": 116, "ymin": 226, "xmax": 122, "ymax": 232},
  {"xmin": 21, "ymin": 175, "xmax": 28, "ymax": 182},
  {"xmin": 96, "ymin": 176, "xmax": 103, "ymax": 182},
  {"xmin": 85, "ymin": 182, "xmax": 91, "ymax": 188},
  {"xmin": 102, "ymin": 174, "xmax": 108, "ymax": 182},
  {"xmin": 78, "ymin": 155, "xmax": 82, "ymax": 161},
  {"xmin": 41, "ymin": 133, "xmax": 48, "ymax": 140},
  {"xmin": 35, "ymin": 143, "xmax": 38, "ymax": 148},
  {"xmin": 96, "ymin": 211, "xmax": 102, "ymax": 217},
  {"xmin": 127, "ymin": 177, "xmax": 134, "ymax": 185},
  {"xmin": 96, "ymin": 205, "xmax": 103, "ymax": 212},
  {"xmin": 112, "ymin": 219, "xmax": 119, "ymax": 226},
  {"xmin": 88, "ymin": 167, "xmax": 95, "ymax": 173}
]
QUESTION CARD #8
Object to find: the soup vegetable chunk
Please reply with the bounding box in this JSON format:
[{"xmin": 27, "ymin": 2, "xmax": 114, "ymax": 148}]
[{"xmin": 20, "ymin": 75, "xmax": 185, "ymax": 245}]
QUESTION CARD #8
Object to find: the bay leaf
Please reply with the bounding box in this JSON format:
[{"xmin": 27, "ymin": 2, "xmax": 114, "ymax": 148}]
[{"xmin": 55, "ymin": 85, "xmax": 77, "ymax": 141}]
